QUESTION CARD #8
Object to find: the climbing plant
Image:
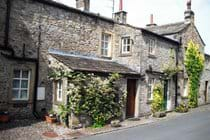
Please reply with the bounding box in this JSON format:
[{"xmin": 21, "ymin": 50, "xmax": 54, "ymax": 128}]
[
  {"xmin": 49, "ymin": 70, "xmax": 126, "ymax": 127},
  {"xmin": 162, "ymin": 48, "xmax": 182, "ymax": 79},
  {"xmin": 184, "ymin": 40, "xmax": 204, "ymax": 108},
  {"xmin": 151, "ymin": 83, "xmax": 165, "ymax": 113}
]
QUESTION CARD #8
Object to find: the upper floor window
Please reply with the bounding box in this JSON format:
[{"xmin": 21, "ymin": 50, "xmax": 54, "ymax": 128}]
[
  {"xmin": 121, "ymin": 37, "xmax": 131, "ymax": 54},
  {"xmin": 56, "ymin": 80, "xmax": 63, "ymax": 102},
  {"xmin": 101, "ymin": 33, "xmax": 112, "ymax": 57},
  {"xmin": 12, "ymin": 70, "xmax": 30, "ymax": 100},
  {"xmin": 148, "ymin": 39, "xmax": 156, "ymax": 55},
  {"xmin": 148, "ymin": 78, "xmax": 155, "ymax": 100}
]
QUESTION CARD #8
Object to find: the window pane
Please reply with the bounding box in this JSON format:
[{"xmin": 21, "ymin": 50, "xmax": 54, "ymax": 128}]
[
  {"xmin": 123, "ymin": 39, "xmax": 126, "ymax": 44},
  {"xmin": 21, "ymin": 80, "xmax": 28, "ymax": 88},
  {"xmin": 59, "ymin": 91, "xmax": 62, "ymax": 98},
  {"xmin": 13, "ymin": 80, "xmax": 20, "ymax": 88},
  {"xmin": 127, "ymin": 38, "xmax": 130, "ymax": 44},
  {"xmin": 127, "ymin": 45, "xmax": 130, "ymax": 51},
  {"xmin": 14, "ymin": 70, "xmax": 20, "ymax": 78},
  {"xmin": 22, "ymin": 71, "xmax": 29, "ymax": 78},
  {"xmin": 104, "ymin": 42, "xmax": 108, "ymax": 48},
  {"xmin": 12, "ymin": 90, "xmax": 19, "ymax": 99},
  {"xmin": 20, "ymin": 90, "xmax": 28, "ymax": 99}
]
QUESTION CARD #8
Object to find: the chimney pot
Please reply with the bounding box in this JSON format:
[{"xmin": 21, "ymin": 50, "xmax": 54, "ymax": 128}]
[
  {"xmin": 76, "ymin": 0, "xmax": 90, "ymax": 11},
  {"xmin": 146, "ymin": 14, "xmax": 157, "ymax": 27}
]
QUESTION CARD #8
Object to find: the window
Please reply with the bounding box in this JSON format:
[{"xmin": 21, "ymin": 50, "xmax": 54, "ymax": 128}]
[
  {"xmin": 148, "ymin": 78, "xmax": 155, "ymax": 100},
  {"xmin": 121, "ymin": 37, "xmax": 131, "ymax": 54},
  {"xmin": 148, "ymin": 39, "xmax": 156, "ymax": 55},
  {"xmin": 101, "ymin": 33, "xmax": 111, "ymax": 57},
  {"xmin": 12, "ymin": 70, "xmax": 30, "ymax": 100},
  {"xmin": 56, "ymin": 80, "xmax": 63, "ymax": 102}
]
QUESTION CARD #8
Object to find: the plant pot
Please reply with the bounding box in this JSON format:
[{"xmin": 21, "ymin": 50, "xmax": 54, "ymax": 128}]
[
  {"xmin": 0, "ymin": 114, "xmax": 9, "ymax": 123},
  {"xmin": 45, "ymin": 115, "xmax": 57, "ymax": 124},
  {"xmin": 153, "ymin": 111, "xmax": 166, "ymax": 118}
]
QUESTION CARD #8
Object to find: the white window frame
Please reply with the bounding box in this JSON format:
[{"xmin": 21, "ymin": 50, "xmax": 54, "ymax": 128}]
[
  {"xmin": 148, "ymin": 78, "xmax": 155, "ymax": 100},
  {"xmin": 12, "ymin": 70, "xmax": 30, "ymax": 101},
  {"xmin": 121, "ymin": 37, "xmax": 131, "ymax": 54},
  {"xmin": 148, "ymin": 39, "xmax": 156, "ymax": 55},
  {"xmin": 101, "ymin": 33, "xmax": 112, "ymax": 57},
  {"xmin": 56, "ymin": 80, "xmax": 63, "ymax": 102}
]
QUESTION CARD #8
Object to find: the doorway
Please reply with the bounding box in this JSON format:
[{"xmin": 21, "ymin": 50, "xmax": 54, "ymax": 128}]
[
  {"xmin": 204, "ymin": 81, "xmax": 209, "ymax": 103},
  {"xmin": 164, "ymin": 80, "xmax": 172, "ymax": 111},
  {"xmin": 126, "ymin": 79, "xmax": 137, "ymax": 118}
]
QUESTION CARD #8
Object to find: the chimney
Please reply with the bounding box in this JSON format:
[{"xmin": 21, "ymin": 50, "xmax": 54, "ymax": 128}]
[
  {"xmin": 184, "ymin": 0, "xmax": 194, "ymax": 24},
  {"xmin": 76, "ymin": 0, "xmax": 90, "ymax": 11},
  {"xmin": 114, "ymin": 0, "xmax": 127, "ymax": 24},
  {"xmin": 146, "ymin": 14, "xmax": 157, "ymax": 27}
]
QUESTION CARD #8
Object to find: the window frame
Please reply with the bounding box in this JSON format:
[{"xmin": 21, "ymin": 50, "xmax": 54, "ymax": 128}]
[
  {"xmin": 12, "ymin": 70, "xmax": 30, "ymax": 101},
  {"xmin": 148, "ymin": 39, "xmax": 156, "ymax": 55},
  {"xmin": 121, "ymin": 37, "xmax": 131, "ymax": 54},
  {"xmin": 56, "ymin": 80, "xmax": 63, "ymax": 102},
  {"xmin": 148, "ymin": 78, "xmax": 155, "ymax": 100},
  {"xmin": 101, "ymin": 32, "xmax": 112, "ymax": 57}
]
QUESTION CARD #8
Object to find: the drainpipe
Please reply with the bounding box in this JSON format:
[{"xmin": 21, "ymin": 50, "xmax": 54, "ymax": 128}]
[
  {"xmin": 32, "ymin": 21, "xmax": 42, "ymax": 119},
  {"xmin": 175, "ymin": 38, "xmax": 182, "ymax": 107},
  {"xmin": 1, "ymin": 0, "xmax": 14, "ymax": 55}
]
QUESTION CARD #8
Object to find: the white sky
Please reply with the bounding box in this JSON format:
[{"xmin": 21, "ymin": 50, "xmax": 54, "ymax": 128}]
[{"xmin": 55, "ymin": 0, "xmax": 210, "ymax": 54}]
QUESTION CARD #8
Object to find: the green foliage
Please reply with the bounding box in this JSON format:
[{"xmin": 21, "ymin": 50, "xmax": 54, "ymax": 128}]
[
  {"xmin": 151, "ymin": 83, "xmax": 165, "ymax": 113},
  {"xmin": 50, "ymin": 71, "xmax": 126, "ymax": 127},
  {"xmin": 175, "ymin": 102, "xmax": 189, "ymax": 113},
  {"xmin": 184, "ymin": 41, "xmax": 204, "ymax": 108},
  {"xmin": 162, "ymin": 49, "xmax": 182, "ymax": 78},
  {"xmin": 57, "ymin": 104, "xmax": 69, "ymax": 122}
]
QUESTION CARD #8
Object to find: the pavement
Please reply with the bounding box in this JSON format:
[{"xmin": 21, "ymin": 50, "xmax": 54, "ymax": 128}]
[
  {"xmin": 0, "ymin": 104, "xmax": 210, "ymax": 140},
  {"xmin": 78, "ymin": 105, "xmax": 210, "ymax": 140}
]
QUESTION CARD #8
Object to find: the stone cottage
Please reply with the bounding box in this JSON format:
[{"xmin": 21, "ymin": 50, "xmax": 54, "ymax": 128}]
[
  {"xmin": 146, "ymin": 0, "xmax": 210, "ymax": 106},
  {"xmin": 0, "ymin": 0, "xmax": 209, "ymax": 119}
]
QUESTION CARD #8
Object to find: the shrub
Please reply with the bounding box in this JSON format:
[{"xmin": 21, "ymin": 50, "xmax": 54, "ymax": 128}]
[
  {"xmin": 151, "ymin": 83, "xmax": 165, "ymax": 113},
  {"xmin": 175, "ymin": 102, "xmax": 189, "ymax": 113}
]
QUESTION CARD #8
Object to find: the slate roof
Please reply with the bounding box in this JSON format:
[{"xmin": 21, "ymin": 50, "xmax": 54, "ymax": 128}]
[
  {"xmin": 146, "ymin": 22, "xmax": 189, "ymax": 35},
  {"xmin": 51, "ymin": 54, "xmax": 139, "ymax": 75}
]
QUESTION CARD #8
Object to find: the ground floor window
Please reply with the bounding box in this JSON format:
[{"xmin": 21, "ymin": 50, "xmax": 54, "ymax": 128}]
[
  {"xmin": 56, "ymin": 80, "xmax": 63, "ymax": 102},
  {"xmin": 12, "ymin": 70, "xmax": 30, "ymax": 100}
]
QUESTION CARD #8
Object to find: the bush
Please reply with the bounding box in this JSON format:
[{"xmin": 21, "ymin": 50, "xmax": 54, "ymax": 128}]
[
  {"xmin": 151, "ymin": 83, "xmax": 165, "ymax": 113},
  {"xmin": 175, "ymin": 102, "xmax": 189, "ymax": 113}
]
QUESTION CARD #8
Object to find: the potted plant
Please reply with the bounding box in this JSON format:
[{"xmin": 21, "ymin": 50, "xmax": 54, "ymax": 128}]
[
  {"xmin": 45, "ymin": 110, "xmax": 57, "ymax": 124},
  {"xmin": 0, "ymin": 111, "xmax": 9, "ymax": 123}
]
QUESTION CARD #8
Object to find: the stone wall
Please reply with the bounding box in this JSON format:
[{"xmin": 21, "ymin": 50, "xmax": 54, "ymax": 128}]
[{"xmin": 0, "ymin": 0, "xmax": 181, "ymax": 118}]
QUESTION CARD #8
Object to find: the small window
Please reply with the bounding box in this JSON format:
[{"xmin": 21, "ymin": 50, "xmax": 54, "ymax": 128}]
[
  {"xmin": 121, "ymin": 37, "xmax": 131, "ymax": 54},
  {"xmin": 12, "ymin": 70, "xmax": 30, "ymax": 100},
  {"xmin": 56, "ymin": 80, "xmax": 63, "ymax": 102},
  {"xmin": 101, "ymin": 33, "xmax": 112, "ymax": 57},
  {"xmin": 148, "ymin": 39, "xmax": 156, "ymax": 55},
  {"xmin": 148, "ymin": 78, "xmax": 155, "ymax": 100}
]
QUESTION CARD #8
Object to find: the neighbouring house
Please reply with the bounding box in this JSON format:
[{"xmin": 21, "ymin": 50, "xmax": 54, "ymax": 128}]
[{"xmin": 0, "ymin": 0, "xmax": 209, "ymax": 120}]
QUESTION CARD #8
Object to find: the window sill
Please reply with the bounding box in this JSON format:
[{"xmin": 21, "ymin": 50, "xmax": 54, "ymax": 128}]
[
  {"xmin": 100, "ymin": 56, "xmax": 112, "ymax": 60},
  {"xmin": 148, "ymin": 54, "xmax": 156, "ymax": 59}
]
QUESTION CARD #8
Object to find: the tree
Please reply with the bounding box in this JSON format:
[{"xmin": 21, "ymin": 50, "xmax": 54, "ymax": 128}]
[{"xmin": 184, "ymin": 40, "xmax": 204, "ymax": 108}]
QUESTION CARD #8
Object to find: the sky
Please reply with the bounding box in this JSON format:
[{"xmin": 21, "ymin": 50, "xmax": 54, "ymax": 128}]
[{"xmin": 55, "ymin": 0, "xmax": 210, "ymax": 54}]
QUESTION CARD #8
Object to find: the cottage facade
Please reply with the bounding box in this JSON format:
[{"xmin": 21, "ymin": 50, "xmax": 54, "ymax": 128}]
[{"xmin": 0, "ymin": 0, "xmax": 209, "ymax": 119}]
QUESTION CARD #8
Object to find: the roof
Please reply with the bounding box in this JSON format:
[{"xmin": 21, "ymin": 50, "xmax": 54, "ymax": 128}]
[
  {"xmin": 146, "ymin": 22, "xmax": 189, "ymax": 35},
  {"xmin": 51, "ymin": 54, "xmax": 139, "ymax": 75},
  {"xmin": 34, "ymin": 0, "xmax": 114, "ymax": 23}
]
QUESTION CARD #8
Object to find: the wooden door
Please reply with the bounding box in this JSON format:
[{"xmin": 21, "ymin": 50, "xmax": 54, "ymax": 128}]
[
  {"xmin": 126, "ymin": 79, "xmax": 137, "ymax": 118},
  {"xmin": 204, "ymin": 81, "xmax": 208, "ymax": 103}
]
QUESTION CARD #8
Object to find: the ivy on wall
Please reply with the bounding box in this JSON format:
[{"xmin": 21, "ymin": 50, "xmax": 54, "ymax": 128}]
[
  {"xmin": 184, "ymin": 40, "xmax": 204, "ymax": 108},
  {"xmin": 49, "ymin": 70, "xmax": 126, "ymax": 127}
]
